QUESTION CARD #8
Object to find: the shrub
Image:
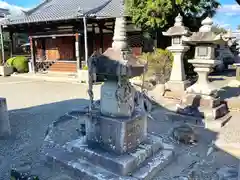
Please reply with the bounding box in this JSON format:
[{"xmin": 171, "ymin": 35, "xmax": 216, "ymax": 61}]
[
  {"xmin": 138, "ymin": 48, "xmax": 173, "ymax": 84},
  {"xmin": 6, "ymin": 56, "xmax": 29, "ymax": 73},
  {"xmin": 82, "ymin": 65, "xmax": 88, "ymax": 70},
  {"xmin": 6, "ymin": 57, "xmax": 15, "ymax": 66}
]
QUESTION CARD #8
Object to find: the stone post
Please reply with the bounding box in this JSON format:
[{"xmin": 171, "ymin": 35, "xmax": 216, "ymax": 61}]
[
  {"xmin": 163, "ymin": 14, "xmax": 191, "ymax": 93},
  {"xmin": 0, "ymin": 97, "xmax": 11, "ymax": 138},
  {"xmin": 177, "ymin": 17, "xmax": 230, "ymax": 132},
  {"xmin": 29, "ymin": 37, "xmax": 36, "ymax": 73},
  {"xmin": 75, "ymin": 33, "xmax": 81, "ymax": 71}
]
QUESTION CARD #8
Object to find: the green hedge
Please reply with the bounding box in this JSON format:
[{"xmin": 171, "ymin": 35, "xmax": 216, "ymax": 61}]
[
  {"xmin": 138, "ymin": 48, "xmax": 173, "ymax": 84},
  {"xmin": 6, "ymin": 56, "xmax": 29, "ymax": 73}
]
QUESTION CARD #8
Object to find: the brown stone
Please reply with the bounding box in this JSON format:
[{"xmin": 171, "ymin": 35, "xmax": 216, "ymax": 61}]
[
  {"xmin": 181, "ymin": 94, "xmax": 221, "ymax": 108},
  {"xmin": 164, "ymin": 90, "xmax": 184, "ymax": 100}
]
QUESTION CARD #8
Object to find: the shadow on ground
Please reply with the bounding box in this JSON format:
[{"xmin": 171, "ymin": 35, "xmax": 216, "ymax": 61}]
[
  {"xmin": 218, "ymin": 86, "xmax": 240, "ymax": 100},
  {"xmin": 211, "ymin": 69, "xmax": 236, "ymax": 78},
  {"xmin": 0, "ymin": 97, "xmax": 238, "ymax": 179},
  {"xmin": 0, "ymin": 98, "xmax": 89, "ymax": 180}
]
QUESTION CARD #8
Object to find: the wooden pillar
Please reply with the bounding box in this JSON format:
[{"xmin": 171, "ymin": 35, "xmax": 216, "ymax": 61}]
[
  {"xmin": 75, "ymin": 33, "xmax": 81, "ymax": 70},
  {"xmin": 99, "ymin": 22, "xmax": 104, "ymax": 53},
  {"xmin": 0, "ymin": 25, "xmax": 4, "ymax": 64},
  {"xmin": 9, "ymin": 32, "xmax": 13, "ymax": 58},
  {"xmin": 41, "ymin": 38, "xmax": 46, "ymax": 60},
  {"xmin": 29, "ymin": 37, "xmax": 36, "ymax": 73},
  {"xmin": 92, "ymin": 23, "xmax": 96, "ymax": 52},
  {"xmin": 83, "ymin": 16, "xmax": 88, "ymax": 63}
]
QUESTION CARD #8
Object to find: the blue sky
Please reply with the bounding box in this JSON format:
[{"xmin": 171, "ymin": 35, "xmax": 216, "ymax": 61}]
[
  {"xmin": 214, "ymin": 0, "xmax": 240, "ymax": 30},
  {"xmin": 1, "ymin": 0, "xmax": 240, "ymax": 30},
  {"xmin": 2, "ymin": 0, "xmax": 41, "ymax": 8}
]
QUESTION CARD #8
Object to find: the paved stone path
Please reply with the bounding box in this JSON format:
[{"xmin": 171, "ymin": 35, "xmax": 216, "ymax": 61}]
[{"xmin": 0, "ymin": 76, "xmax": 238, "ymax": 180}]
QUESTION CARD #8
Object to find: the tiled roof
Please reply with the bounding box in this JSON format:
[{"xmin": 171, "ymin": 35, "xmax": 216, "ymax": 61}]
[
  {"xmin": 95, "ymin": 0, "xmax": 124, "ymax": 18},
  {"xmin": 5, "ymin": 0, "xmax": 124, "ymax": 25},
  {"xmin": 0, "ymin": 8, "xmax": 10, "ymax": 18}
]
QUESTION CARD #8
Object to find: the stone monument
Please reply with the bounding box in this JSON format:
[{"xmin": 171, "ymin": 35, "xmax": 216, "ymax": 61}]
[
  {"xmin": 163, "ymin": 14, "xmax": 191, "ymax": 93},
  {"xmin": 177, "ymin": 17, "xmax": 231, "ymax": 132},
  {"xmin": 0, "ymin": 97, "xmax": 11, "ymax": 138},
  {"xmin": 44, "ymin": 17, "xmax": 174, "ymax": 179}
]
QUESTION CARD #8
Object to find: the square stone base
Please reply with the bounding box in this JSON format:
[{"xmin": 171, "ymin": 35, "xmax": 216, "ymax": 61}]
[
  {"xmin": 177, "ymin": 93, "xmax": 230, "ymax": 132},
  {"xmin": 181, "ymin": 94, "xmax": 221, "ymax": 108},
  {"xmin": 86, "ymin": 111, "xmax": 147, "ymax": 155},
  {"xmin": 165, "ymin": 80, "xmax": 190, "ymax": 93},
  {"xmin": 44, "ymin": 135, "xmax": 174, "ymax": 180}
]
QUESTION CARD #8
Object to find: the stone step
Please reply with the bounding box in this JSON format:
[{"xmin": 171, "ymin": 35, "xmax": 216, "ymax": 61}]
[
  {"xmin": 132, "ymin": 143, "xmax": 174, "ymax": 180},
  {"xmin": 45, "ymin": 146, "xmax": 134, "ymax": 180},
  {"xmin": 176, "ymin": 103, "xmax": 229, "ymax": 120},
  {"xmin": 44, "ymin": 136, "xmax": 175, "ymax": 180},
  {"xmin": 66, "ymin": 135, "xmax": 163, "ymax": 176},
  {"xmin": 201, "ymin": 103, "xmax": 229, "ymax": 120}
]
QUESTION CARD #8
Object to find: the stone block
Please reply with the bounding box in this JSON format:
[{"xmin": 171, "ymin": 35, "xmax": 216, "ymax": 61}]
[
  {"xmin": 45, "ymin": 146, "xmax": 131, "ymax": 180},
  {"xmin": 132, "ymin": 148, "xmax": 174, "ymax": 180},
  {"xmin": 0, "ymin": 97, "xmax": 11, "ymax": 138},
  {"xmin": 100, "ymin": 81, "xmax": 135, "ymax": 117},
  {"xmin": 177, "ymin": 103, "xmax": 228, "ymax": 121},
  {"xmin": 44, "ymin": 135, "xmax": 175, "ymax": 180},
  {"xmin": 165, "ymin": 80, "xmax": 190, "ymax": 93},
  {"xmin": 203, "ymin": 104, "xmax": 228, "ymax": 120},
  {"xmin": 181, "ymin": 94, "xmax": 221, "ymax": 108},
  {"xmin": 66, "ymin": 135, "xmax": 162, "ymax": 176},
  {"xmin": 86, "ymin": 110, "xmax": 147, "ymax": 155},
  {"xmin": 0, "ymin": 66, "xmax": 13, "ymax": 77}
]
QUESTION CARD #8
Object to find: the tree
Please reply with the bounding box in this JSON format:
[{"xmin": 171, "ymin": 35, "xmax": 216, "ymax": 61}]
[
  {"xmin": 125, "ymin": 0, "xmax": 220, "ymax": 32},
  {"xmin": 237, "ymin": 24, "xmax": 240, "ymax": 30},
  {"xmin": 212, "ymin": 25, "xmax": 227, "ymax": 34}
]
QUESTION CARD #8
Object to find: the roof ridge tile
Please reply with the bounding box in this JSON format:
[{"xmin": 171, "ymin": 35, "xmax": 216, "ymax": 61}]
[{"xmin": 25, "ymin": 0, "xmax": 53, "ymax": 16}]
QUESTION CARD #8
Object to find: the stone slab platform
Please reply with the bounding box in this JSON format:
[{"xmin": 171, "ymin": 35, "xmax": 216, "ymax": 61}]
[
  {"xmin": 44, "ymin": 135, "xmax": 174, "ymax": 180},
  {"xmin": 66, "ymin": 135, "xmax": 162, "ymax": 176}
]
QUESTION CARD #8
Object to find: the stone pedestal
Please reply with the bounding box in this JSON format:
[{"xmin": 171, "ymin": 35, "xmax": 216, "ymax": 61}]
[
  {"xmin": 0, "ymin": 97, "xmax": 11, "ymax": 138},
  {"xmin": 177, "ymin": 17, "xmax": 230, "ymax": 132},
  {"xmin": 177, "ymin": 60, "xmax": 230, "ymax": 131},
  {"xmin": 86, "ymin": 110, "xmax": 147, "ymax": 155},
  {"xmin": 186, "ymin": 59, "xmax": 220, "ymax": 96},
  {"xmin": 45, "ymin": 134, "xmax": 174, "ymax": 179},
  {"xmin": 165, "ymin": 47, "xmax": 190, "ymax": 92}
]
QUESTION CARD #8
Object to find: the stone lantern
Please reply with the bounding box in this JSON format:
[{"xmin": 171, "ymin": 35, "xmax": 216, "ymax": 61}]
[
  {"xmin": 163, "ymin": 14, "xmax": 191, "ymax": 93},
  {"xmin": 178, "ymin": 17, "xmax": 231, "ymax": 132},
  {"xmin": 44, "ymin": 16, "xmax": 174, "ymax": 179}
]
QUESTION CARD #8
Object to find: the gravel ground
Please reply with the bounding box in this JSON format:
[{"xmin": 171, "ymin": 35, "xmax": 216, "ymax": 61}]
[
  {"xmin": 0, "ymin": 77, "xmax": 100, "ymax": 179},
  {"xmin": 0, "ymin": 76, "xmax": 238, "ymax": 180}
]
